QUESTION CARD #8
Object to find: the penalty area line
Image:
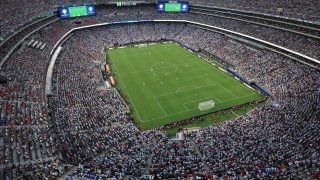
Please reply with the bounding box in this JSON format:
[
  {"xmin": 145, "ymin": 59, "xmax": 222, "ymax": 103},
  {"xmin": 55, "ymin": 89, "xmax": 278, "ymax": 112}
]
[
  {"xmin": 154, "ymin": 96, "xmax": 168, "ymax": 116},
  {"xmin": 140, "ymin": 92, "xmax": 258, "ymax": 123},
  {"xmin": 112, "ymin": 62, "xmax": 144, "ymax": 122}
]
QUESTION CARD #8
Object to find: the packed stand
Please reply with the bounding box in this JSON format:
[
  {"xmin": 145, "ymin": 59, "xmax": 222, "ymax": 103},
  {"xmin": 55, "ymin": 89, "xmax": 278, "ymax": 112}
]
[
  {"xmin": 0, "ymin": 43, "xmax": 60, "ymax": 178},
  {"xmin": 0, "ymin": 4, "xmax": 319, "ymax": 179},
  {"xmin": 190, "ymin": 0, "xmax": 320, "ymax": 22},
  {"xmin": 52, "ymin": 23, "xmax": 319, "ymax": 179}
]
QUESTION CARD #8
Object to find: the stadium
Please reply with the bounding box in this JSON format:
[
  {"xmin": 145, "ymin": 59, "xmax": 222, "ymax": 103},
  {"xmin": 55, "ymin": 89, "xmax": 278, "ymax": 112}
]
[{"xmin": 0, "ymin": 0, "xmax": 319, "ymax": 179}]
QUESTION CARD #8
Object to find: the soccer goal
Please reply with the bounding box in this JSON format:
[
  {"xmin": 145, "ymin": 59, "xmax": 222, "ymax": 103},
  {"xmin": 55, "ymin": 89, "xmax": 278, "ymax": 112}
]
[
  {"xmin": 198, "ymin": 100, "xmax": 215, "ymax": 111},
  {"xmin": 138, "ymin": 44, "xmax": 148, "ymax": 48}
]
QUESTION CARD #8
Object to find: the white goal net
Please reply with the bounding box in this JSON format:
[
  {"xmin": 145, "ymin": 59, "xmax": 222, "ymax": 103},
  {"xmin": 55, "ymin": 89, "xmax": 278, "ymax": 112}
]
[
  {"xmin": 198, "ymin": 100, "xmax": 215, "ymax": 111},
  {"xmin": 138, "ymin": 44, "xmax": 148, "ymax": 48}
]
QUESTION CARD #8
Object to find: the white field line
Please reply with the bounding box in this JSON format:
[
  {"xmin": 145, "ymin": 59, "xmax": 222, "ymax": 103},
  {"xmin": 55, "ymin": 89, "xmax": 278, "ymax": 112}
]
[
  {"xmin": 182, "ymin": 103, "xmax": 190, "ymax": 111},
  {"xmin": 154, "ymin": 96, "xmax": 168, "ymax": 116},
  {"xmin": 141, "ymin": 92, "xmax": 257, "ymax": 123},
  {"xmin": 112, "ymin": 63, "xmax": 143, "ymax": 121},
  {"xmin": 213, "ymin": 66, "xmax": 254, "ymax": 98},
  {"xmin": 212, "ymin": 94, "xmax": 222, "ymax": 103},
  {"xmin": 217, "ymin": 83, "xmax": 238, "ymax": 98},
  {"xmin": 175, "ymin": 85, "xmax": 198, "ymax": 93},
  {"xmin": 182, "ymin": 96, "xmax": 222, "ymax": 110},
  {"xmin": 155, "ymin": 83, "xmax": 219, "ymax": 99},
  {"xmin": 142, "ymin": 109, "xmax": 191, "ymax": 122},
  {"xmin": 122, "ymin": 69, "xmax": 151, "ymax": 75},
  {"xmin": 112, "ymin": 45, "xmax": 257, "ymax": 123},
  {"xmin": 121, "ymin": 61, "xmax": 200, "ymax": 76}
]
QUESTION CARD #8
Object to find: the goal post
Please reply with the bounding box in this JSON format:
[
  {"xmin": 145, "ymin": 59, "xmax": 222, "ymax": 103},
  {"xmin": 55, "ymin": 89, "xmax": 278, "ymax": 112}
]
[
  {"xmin": 198, "ymin": 100, "xmax": 215, "ymax": 111},
  {"xmin": 138, "ymin": 43, "xmax": 148, "ymax": 48}
]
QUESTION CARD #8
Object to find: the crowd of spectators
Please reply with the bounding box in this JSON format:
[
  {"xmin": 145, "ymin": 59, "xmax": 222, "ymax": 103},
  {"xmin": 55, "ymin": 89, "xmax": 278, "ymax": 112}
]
[
  {"xmin": 0, "ymin": 0, "xmax": 101, "ymax": 37},
  {"xmin": 3, "ymin": 0, "xmax": 320, "ymax": 37},
  {"xmin": 0, "ymin": 19, "xmax": 80, "ymax": 178},
  {"xmin": 2, "ymin": 4, "xmax": 320, "ymax": 64},
  {"xmin": 75, "ymin": 5, "xmax": 320, "ymax": 60},
  {"xmin": 2, "ymin": 0, "xmax": 319, "ymax": 40},
  {"xmin": 193, "ymin": 94, "xmax": 319, "ymax": 178},
  {"xmin": 49, "ymin": 23, "xmax": 319, "ymax": 179},
  {"xmin": 0, "ymin": 41, "xmax": 59, "ymax": 179},
  {"xmin": 190, "ymin": 0, "xmax": 320, "ymax": 22},
  {"xmin": 0, "ymin": 4, "xmax": 319, "ymax": 179}
]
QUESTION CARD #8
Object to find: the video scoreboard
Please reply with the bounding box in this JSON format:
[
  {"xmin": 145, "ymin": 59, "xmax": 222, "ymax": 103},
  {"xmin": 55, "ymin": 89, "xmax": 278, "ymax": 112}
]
[
  {"xmin": 157, "ymin": 1, "xmax": 189, "ymax": 13},
  {"xmin": 59, "ymin": 4, "xmax": 96, "ymax": 19}
]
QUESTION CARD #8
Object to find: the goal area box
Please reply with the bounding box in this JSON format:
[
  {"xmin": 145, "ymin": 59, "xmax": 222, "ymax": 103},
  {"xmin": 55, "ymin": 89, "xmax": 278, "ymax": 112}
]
[{"xmin": 198, "ymin": 100, "xmax": 215, "ymax": 111}]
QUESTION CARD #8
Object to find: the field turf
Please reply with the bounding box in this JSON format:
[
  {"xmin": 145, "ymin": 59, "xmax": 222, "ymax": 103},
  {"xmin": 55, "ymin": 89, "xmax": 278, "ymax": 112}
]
[{"xmin": 108, "ymin": 43, "xmax": 264, "ymax": 129}]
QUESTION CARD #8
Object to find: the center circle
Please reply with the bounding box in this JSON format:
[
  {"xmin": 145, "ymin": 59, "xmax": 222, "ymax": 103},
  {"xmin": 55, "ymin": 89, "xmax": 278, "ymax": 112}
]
[{"xmin": 150, "ymin": 61, "xmax": 178, "ymax": 74}]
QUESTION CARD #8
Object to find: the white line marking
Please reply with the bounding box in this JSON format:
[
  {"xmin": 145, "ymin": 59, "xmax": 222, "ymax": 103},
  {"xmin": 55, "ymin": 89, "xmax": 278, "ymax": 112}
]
[
  {"xmin": 141, "ymin": 92, "xmax": 257, "ymax": 122},
  {"xmin": 175, "ymin": 85, "xmax": 198, "ymax": 93},
  {"xmin": 182, "ymin": 97, "xmax": 222, "ymax": 109},
  {"xmin": 111, "ymin": 63, "xmax": 143, "ymax": 121},
  {"xmin": 143, "ymin": 109, "xmax": 192, "ymax": 122},
  {"xmin": 182, "ymin": 103, "xmax": 189, "ymax": 111},
  {"xmin": 111, "ymin": 45, "xmax": 260, "ymax": 124},
  {"xmin": 217, "ymin": 83, "xmax": 238, "ymax": 98},
  {"xmin": 213, "ymin": 66, "xmax": 257, "ymax": 97},
  {"xmin": 155, "ymin": 83, "xmax": 219, "ymax": 99},
  {"xmin": 123, "ymin": 69, "xmax": 152, "ymax": 75},
  {"xmin": 120, "ymin": 61, "xmax": 199, "ymax": 76},
  {"xmin": 154, "ymin": 97, "xmax": 167, "ymax": 116}
]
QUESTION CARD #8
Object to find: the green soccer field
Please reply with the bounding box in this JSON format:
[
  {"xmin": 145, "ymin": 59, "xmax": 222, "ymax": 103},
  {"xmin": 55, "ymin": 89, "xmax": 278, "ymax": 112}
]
[{"xmin": 108, "ymin": 43, "xmax": 264, "ymax": 129}]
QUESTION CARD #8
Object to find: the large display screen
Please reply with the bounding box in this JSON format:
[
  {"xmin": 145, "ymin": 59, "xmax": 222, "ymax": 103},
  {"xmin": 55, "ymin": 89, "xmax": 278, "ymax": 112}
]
[
  {"xmin": 59, "ymin": 4, "xmax": 96, "ymax": 19},
  {"xmin": 157, "ymin": 2, "xmax": 189, "ymax": 13}
]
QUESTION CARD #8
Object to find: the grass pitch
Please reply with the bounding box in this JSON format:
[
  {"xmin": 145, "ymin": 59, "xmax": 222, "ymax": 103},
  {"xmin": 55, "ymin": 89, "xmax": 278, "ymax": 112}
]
[{"xmin": 108, "ymin": 43, "xmax": 264, "ymax": 129}]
